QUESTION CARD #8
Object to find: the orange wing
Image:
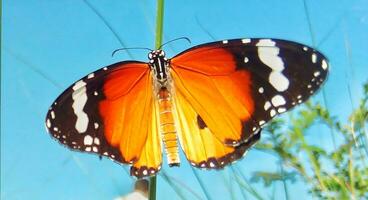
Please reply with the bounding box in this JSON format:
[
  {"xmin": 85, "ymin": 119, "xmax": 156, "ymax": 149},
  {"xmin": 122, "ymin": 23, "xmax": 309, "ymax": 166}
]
[
  {"xmin": 171, "ymin": 48, "xmax": 258, "ymax": 146},
  {"xmin": 45, "ymin": 61, "xmax": 162, "ymax": 178},
  {"xmin": 172, "ymin": 83, "xmax": 260, "ymax": 167},
  {"xmin": 170, "ymin": 38, "xmax": 328, "ymax": 167},
  {"xmin": 170, "ymin": 59, "xmax": 260, "ymax": 167}
]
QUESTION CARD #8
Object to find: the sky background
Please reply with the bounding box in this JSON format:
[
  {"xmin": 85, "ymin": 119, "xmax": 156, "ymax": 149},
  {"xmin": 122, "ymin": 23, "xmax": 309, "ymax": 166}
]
[{"xmin": 2, "ymin": 0, "xmax": 368, "ymax": 199}]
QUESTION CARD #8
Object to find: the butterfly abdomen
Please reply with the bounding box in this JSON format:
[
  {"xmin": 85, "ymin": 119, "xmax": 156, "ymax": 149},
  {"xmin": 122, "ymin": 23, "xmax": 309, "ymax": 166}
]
[{"xmin": 158, "ymin": 88, "xmax": 180, "ymax": 166}]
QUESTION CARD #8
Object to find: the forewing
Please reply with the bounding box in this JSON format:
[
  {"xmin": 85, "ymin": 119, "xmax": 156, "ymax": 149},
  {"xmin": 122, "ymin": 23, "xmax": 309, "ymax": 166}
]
[
  {"xmin": 45, "ymin": 61, "xmax": 162, "ymax": 178},
  {"xmin": 171, "ymin": 38, "xmax": 328, "ymax": 146}
]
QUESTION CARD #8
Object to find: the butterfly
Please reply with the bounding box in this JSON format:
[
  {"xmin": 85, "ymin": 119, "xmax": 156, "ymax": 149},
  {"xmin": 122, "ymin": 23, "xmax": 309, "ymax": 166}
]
[{"xmin": 45, "ymin": 38, "xmax": 328, "ymax": 178}]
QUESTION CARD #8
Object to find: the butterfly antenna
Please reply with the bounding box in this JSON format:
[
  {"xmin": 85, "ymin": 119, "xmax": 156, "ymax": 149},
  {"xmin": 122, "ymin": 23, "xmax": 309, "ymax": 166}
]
[
  {"xmin": 111, "ymin": 47, "xmax": 153, "ymax": 57},
  {"xmin": 158, "ymin": 37, "xmax": 191, "ymax": 49}
]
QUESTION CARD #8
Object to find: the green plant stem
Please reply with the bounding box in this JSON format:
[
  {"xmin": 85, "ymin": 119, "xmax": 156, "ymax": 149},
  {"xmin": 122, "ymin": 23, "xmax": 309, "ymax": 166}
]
[
  {"xmin": 348, "ymin": 147, "xmax": 356, "ymax": 199},
  {"xmin": 149, "ymin": 0, "xmax": 164, "ymax": 199},
  {"xmin": 149, "ymin": 175, "xmax": 157, "ymax": 200},
  {"xmin": 155, "ymin": 0, "xmax": 164, "ymax": 49}
]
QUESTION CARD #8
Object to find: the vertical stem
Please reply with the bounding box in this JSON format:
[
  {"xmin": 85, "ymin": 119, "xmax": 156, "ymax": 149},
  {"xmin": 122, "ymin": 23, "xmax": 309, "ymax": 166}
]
[
  {"xmin": 155, "ymin": 0, "xmax": 164, "ymax": 49},
  {"xmin": 149, "ymin": 0, "xmax": 164, "ymax": 200},
  {"xmin": 149, "ymin": 176, "xmax": 157, "ymax": 200},
  {"xmin": 348, "ymin": 148, "xmax": 356, "ymax": 199}
]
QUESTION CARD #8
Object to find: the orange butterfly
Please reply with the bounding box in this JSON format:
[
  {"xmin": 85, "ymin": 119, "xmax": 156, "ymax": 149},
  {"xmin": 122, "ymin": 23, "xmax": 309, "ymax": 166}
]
[{"xmin": 45, "ymin": 38, "xmax": 328, "ymax": 178}]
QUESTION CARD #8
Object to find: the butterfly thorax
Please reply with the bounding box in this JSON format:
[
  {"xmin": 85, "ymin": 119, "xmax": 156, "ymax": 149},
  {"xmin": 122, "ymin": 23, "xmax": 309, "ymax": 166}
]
[{"xmin": 148, "ymin": 50, "xmax": 170, "ymax": 88}]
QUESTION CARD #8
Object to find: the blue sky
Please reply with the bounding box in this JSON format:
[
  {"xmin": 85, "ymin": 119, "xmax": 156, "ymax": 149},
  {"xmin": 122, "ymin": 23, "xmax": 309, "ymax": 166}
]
[{"xmin": 2, "ymin": 0, "xmax": 368, "ymax": 199}]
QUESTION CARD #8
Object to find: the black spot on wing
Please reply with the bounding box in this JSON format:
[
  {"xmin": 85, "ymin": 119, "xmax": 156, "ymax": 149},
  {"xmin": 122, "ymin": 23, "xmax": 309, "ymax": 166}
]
[{"xmin": 197, "ymin": 115, "xmax": 207, "ymax": 129}]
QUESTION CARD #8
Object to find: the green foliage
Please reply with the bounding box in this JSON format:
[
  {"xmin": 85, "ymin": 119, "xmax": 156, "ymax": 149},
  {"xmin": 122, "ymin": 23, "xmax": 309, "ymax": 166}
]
[{"xmin": 251, "ymin": 82, "xmax": 368, "ymax": 199}]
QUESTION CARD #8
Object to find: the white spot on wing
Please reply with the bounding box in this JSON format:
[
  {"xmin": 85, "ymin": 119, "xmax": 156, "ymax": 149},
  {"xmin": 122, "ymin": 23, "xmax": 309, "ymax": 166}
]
[
  {"xmin": 87, "ymin": 73, "xmax": 94, "ymax": 79},
  {"xmin": 312, "ymin": 53, "xmax": 317, "ymax": 63},
  {"xmin": 271, "ymin": 95, "xmax": 286, "ymax": 106},
  {"xmin": 84, "ymin": 135, "xmax": 93, "ymax": 145},
  {"xmin": 314, "ymin": 71, "xmax": 320, "ymax": 77},
  {"xmin": 51, "ymin": 111, "xmax": 55, "ymax": 119},
  {"xmin": 92, "ymin": 146, "xmax": 98, "ymax": 152},
  {"xmin": 257, "ymin": 40, "xmax": 283, "ymax": 70},
  {"xmin": 143, "ymin": 170, "xmax": 148, "ymax": 175},
  {"xmin": 259, "ymin": 120, "xmax": 265, "ymax": 126},
  {"xmin": 303, "ymin": 47, "xmax": 308, "ymax": 51},
  {"xmin": 258, "ymin": 87, "xmax": 264, "ymax": 93},
  {"xmin": 222, "ymin": 40, "xmax": 228, "ymax": 44},
  {"xmin": 278, "ymin": 107, "xmax": 286, "ymax": 113},
  {"xmin": 244, "ymin": 57, "xmax": 249, "ymax": 63},
  {"xmin": 269, "ymin": 72, "xmax": 289, "ymax": 92},
  {"xmin": 242, "ymin": 39, "xmax": 251, "ymax": 43},
  {"xmin": 264, "ymin": 101, "xmax": 271, "ymax": 110},
  {"xmin": 322, "ymin": 59, "xmax": 328, "ymax": 70},
  {"xmin": 94, "ymin": 138, "xmax": 100, "ymax": 145},
  {"xmin": 46, "ymin": 119, "xmax": 51, "ymax": 128},
  {"xmin": 94, "ymin": 91, "xmax": 98, "ymax": 96},
  {"xmin": 94, "ymin": 122, "xmax": 99, "ymax": 129},
  {"xmin": 85, "ymin": 147, "xmax": 91, "ymax": 152},
  {"xmin": 257, "ymin": 39, "xmax": 289, "ymax": 91},
  {"xmin": 270, "ymin": 109, "xmax": 276, "ymax": 117},
  {"xmin": 72, "ymin": 80, "xmax": 89, "ymax": 133}
]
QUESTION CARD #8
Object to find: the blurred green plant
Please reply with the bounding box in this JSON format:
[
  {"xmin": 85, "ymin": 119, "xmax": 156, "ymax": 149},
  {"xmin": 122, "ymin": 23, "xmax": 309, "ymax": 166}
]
[{"xmin": 252, "ymin": 81, "xmax": 368, "ymax": 199}]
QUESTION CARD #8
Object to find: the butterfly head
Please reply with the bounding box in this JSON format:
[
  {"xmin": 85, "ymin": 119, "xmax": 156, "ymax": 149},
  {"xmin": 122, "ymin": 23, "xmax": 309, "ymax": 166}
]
[{"xmin": 148, "ymin": 50, "xmax": 170, "ymax": 87}]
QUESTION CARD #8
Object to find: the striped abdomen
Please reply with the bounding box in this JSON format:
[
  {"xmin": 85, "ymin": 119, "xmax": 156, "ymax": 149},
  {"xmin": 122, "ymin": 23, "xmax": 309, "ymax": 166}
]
[{"xmin": 158, "ymin": 88, "xmax": 180, "ymax": 166}]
